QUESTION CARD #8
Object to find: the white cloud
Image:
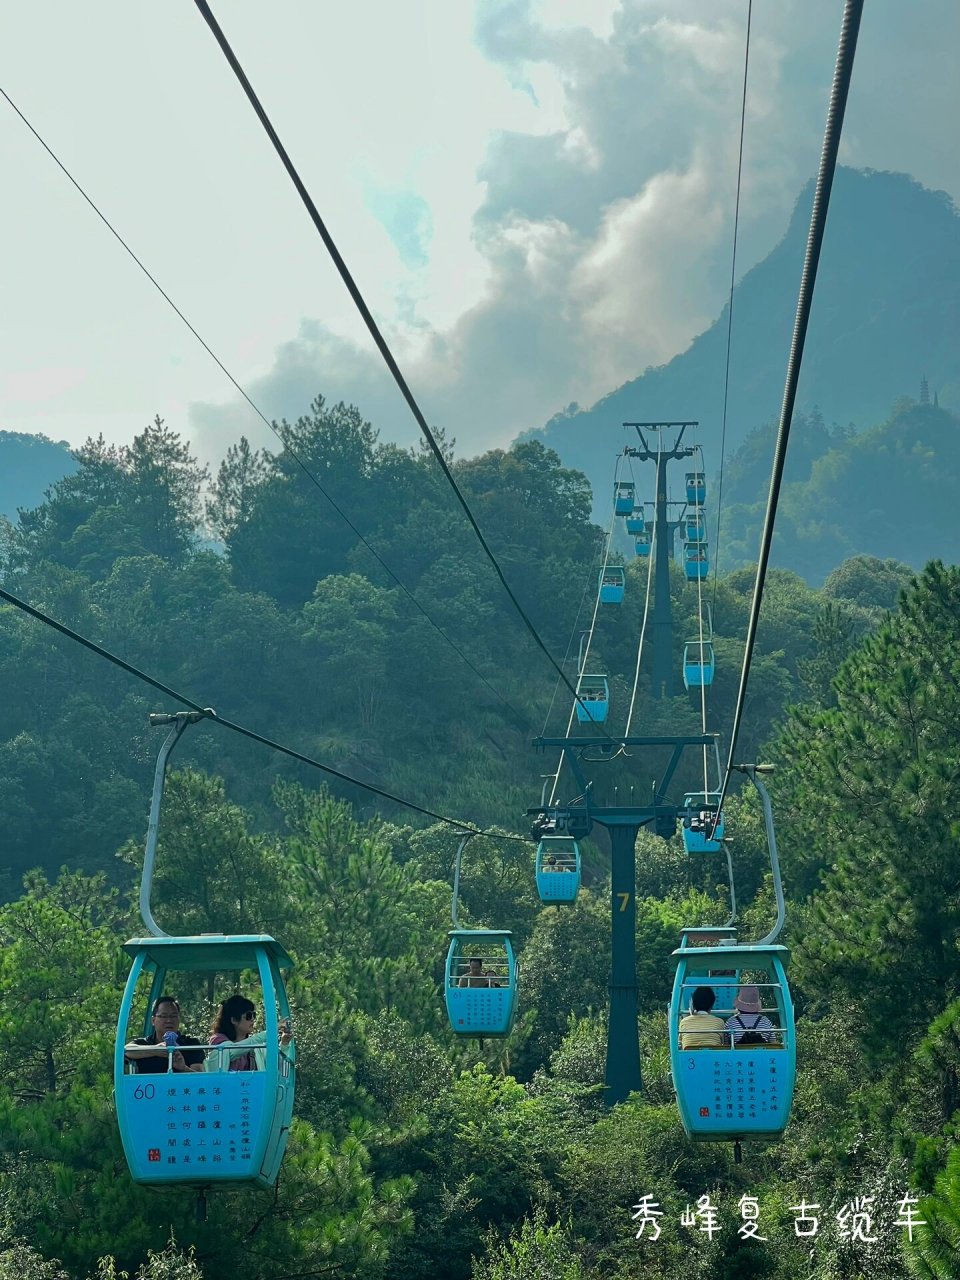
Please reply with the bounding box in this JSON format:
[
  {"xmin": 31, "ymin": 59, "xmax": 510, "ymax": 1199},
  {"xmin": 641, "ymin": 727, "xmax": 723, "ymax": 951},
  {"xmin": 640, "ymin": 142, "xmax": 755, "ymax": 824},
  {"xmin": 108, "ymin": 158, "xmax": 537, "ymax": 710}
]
[{"xmin": 2, "ymin": 0, "xmax": 956, "ymax": 465}]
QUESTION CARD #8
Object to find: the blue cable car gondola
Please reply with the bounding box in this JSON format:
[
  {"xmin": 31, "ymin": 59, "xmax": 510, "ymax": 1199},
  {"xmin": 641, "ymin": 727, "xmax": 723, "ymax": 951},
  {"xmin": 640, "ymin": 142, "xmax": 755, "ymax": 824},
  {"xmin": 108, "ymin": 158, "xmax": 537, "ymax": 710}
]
[
  {"xmin": 669, "ymin": 765, "xmax": 796, "ymax": 1150},
  {"xmin": 599, "ymin": 566, "xmax": 625, "ymax": 605},
  {"xmin": 115, "ymin": 711, "xmax": 296, "ymax": 1207},
  {"xmin": 684, "ymin": 543, "xmax": 709, "ymax": 580},
  {"xmin": 576, "ymin": 674, "xmax": 609, "ymax": 724},
  {"xmin": 682, "ymin": 791, "xmax": 724, "ymax": 853},
  {"xmin": 535, "ymin": 835, "xmax": 581, "ymax": 904},
  {"xmin": 686, "ymin": 472, "xmax": 706, "ymax": 505},
  {"xmin": 685, "ymin": 511, "xmax": 707, "ymax": 542},
  {"xmin": 635, "ymin": 531, "xmax": 651, "ymax": 558},
  {"xmin": 614, "ymin": 481, "xmax": 636, "ymax": 515},
  {"xmin": 683, "ymin": 640, "xmax": 715, "ymax": 689},
  {"xmin": 445, "ymin": 930, "xmax": 518, "ymax": 1037},
  {"xmin": 445, "ymin": 837, "xmax": 519, "ymax": 1038},
  {"xmin": 669, "ymin": 942, "xmax": 795, "ymax": 1143},
  {"xmin": 116, "ymin": 934, "xmax": 295, "ymax": 1189}
]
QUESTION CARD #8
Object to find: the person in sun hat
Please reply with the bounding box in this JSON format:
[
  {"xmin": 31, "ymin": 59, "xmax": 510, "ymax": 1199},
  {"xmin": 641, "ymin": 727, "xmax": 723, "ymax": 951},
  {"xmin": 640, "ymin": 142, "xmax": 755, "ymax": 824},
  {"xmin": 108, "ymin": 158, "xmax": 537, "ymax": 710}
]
[{"xmin": 725, "ymin": 985, "xmax": 774, "ymax": 1046}]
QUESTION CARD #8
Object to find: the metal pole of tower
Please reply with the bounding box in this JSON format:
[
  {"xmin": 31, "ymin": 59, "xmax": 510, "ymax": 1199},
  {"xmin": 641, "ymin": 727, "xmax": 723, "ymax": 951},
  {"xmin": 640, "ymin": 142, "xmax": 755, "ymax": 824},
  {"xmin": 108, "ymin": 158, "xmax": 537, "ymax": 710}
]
[
  {"xmin": 652, "ymin": 450, "xmax": 673, "ymax": 699},
  {"xmin": 623, "ymin": 423, "xmax": 698, "ymax": 700}
]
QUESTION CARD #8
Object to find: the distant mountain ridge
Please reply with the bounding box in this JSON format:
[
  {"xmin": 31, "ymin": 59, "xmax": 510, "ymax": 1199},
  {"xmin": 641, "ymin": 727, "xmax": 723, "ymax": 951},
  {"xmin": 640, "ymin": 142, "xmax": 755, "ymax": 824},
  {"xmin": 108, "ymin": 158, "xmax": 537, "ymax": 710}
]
[
  {"xmin": 0, "ymin": 431, "xmax": 76, "ymax": 522},
  {"xmin": 522, "ymin": 168, "xmax": 960, "ymax": 511}
]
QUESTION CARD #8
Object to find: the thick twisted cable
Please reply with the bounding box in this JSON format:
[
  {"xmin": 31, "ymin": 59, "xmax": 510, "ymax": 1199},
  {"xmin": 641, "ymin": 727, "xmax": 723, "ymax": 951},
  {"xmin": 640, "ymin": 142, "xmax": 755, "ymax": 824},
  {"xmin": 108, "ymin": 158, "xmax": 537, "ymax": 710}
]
[
  {"xmin": 713, "ymin": 0, "xmax": 753, "ymax": 606},
  {"xmin": 548, "ymin": 457, "xmax": 623, "ymax": 806},
  {"xmin": 715, "ymin": 0, "xmax": 865, "ymax": 822},
  {"xmin": 192, "ymin": 0, "xmax": 600, "ymax": 729}
]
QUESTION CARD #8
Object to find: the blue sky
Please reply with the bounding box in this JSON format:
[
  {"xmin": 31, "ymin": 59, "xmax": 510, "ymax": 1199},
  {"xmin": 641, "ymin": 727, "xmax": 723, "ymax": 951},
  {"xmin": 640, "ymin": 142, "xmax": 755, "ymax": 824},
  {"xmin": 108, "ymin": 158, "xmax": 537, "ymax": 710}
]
[{"xmin": 1, "ymin": 0, "xmax": 957, "ymax": 465}]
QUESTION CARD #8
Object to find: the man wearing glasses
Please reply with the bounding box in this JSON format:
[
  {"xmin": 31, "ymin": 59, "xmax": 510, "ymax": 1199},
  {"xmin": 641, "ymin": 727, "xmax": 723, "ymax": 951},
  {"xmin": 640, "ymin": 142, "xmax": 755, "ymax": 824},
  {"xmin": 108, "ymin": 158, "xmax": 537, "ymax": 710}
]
[{"xmin": 124, "ymin": 996, "xmax": 206, "ymax": 1073}]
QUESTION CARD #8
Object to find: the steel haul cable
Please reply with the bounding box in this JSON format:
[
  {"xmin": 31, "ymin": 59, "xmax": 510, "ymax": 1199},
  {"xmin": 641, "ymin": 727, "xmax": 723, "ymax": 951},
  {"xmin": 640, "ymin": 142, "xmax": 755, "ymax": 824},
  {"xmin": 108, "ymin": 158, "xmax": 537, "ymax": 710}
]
[
  {"xmin": 191, "ymin": 0, "xmax": 601, "ymax": 729},
  {"xmin": 712, "ymin": 0, "xmax": 753, "ymax": 606},
  {"xmin": 622, "ymin": 438, "xmax": 660, "ymax": 741},
  {"xmin": 539, "ymin": 577, "xmax": 592, "ymax": 739},
  {"xmin": 714, "ymin": 0, "xmax": 865, "ymax": 824},
  {"xmin": 692, "ymin": 441, "xmax": 711, "ymax": 800},
  {"xmin": 548, "ymin": 460, "xmax": 623, "ymax": 806}
]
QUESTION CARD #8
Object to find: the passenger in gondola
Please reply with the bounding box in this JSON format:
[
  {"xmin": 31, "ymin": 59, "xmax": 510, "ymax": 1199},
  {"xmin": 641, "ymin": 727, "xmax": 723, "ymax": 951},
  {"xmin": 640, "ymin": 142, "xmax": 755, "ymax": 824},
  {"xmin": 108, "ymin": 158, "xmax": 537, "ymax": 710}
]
[
  {"xmin": 459, "ymin": 956, "xmax": 495, "ymax": 988},
  {"xmin": 678, "ymin": 986, "xmax": 726, "ymax": 1049},
  {"xmin": 207, "ymin": 994, "xmax": 293, "ymax": 1072},
  {"xmin": 124, "ymin": 995, "xmax": 206, "ymax": 1073},
  {"xmin": 725, "ymin": 986, "xmax": 774, "ymax": 1045}
]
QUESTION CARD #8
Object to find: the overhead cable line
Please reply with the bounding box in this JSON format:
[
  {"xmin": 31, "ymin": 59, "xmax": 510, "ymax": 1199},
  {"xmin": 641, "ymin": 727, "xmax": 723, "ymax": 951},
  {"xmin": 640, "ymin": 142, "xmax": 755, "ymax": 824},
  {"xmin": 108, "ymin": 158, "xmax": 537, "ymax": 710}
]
[
  {"xmin": 715, "ymin": 0, "xmax": 865, "ymax": 817},
  {"xmin": 191, "ymin": 0, "xmax": 602, "ymax": 728},
  {"xmin": 693, "ymin": 443, "xmax": 711, "ymax": 799},
  {"xmin": 547, "ymin": 461, "xmax": 622, "ymax": 805},
  {"xmin": 0, "ymin": 85, "xmax": 534, "ymax": 736},
  {"xmin": 539, "ymin": 577, "xmax": 592, "ymax": 739},
  {"xmin": 0, "ymin": 584, "xmax": 527, "ymax": 842},
  {"xmin": 622, "ymin": 441, "xmax": 660, "ymax": 740},
  {"xmin": 712, "ymin": 0, "xmax": 753, "ymax": 607}
]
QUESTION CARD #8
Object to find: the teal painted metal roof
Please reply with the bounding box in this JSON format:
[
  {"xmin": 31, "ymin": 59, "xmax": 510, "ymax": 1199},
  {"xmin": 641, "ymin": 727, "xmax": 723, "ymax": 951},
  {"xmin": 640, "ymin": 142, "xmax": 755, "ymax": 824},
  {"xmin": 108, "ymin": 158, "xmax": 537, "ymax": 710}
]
[{"xmin": 122, "ymin": 934, "xmax": 294, "ymax": 971}]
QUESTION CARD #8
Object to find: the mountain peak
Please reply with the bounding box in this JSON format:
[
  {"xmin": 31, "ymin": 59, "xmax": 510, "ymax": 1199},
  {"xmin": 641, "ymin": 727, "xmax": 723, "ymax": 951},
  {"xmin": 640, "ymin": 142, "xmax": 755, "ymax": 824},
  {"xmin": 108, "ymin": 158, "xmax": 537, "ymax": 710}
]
[{"xmin": 525, "ymin": 168, "xmax": 960, "ymax": 507}]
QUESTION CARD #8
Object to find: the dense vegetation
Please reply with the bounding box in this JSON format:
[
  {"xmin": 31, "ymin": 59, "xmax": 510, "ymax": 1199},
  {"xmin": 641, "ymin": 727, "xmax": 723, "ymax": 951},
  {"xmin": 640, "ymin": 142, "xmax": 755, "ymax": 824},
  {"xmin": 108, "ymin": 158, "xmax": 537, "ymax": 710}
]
[
  {"xmin": 0, "ymin": 403, "xmax": 957, "ymax": 1278},
  {"xmin": 716, "ymin": 400, "xmax": 960, "ymax": 580}
]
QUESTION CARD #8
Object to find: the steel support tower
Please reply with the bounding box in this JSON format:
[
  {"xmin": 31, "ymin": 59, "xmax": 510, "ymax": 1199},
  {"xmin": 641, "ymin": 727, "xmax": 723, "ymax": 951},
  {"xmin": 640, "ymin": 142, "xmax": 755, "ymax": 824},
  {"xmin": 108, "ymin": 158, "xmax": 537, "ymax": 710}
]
[
  {"xmin": 530, "ymin": 731, "xmax": 714, "ymax": 1104},
  {"xmin": 623, "ymin": 422, "xmax": 699, "ymax": 699}
]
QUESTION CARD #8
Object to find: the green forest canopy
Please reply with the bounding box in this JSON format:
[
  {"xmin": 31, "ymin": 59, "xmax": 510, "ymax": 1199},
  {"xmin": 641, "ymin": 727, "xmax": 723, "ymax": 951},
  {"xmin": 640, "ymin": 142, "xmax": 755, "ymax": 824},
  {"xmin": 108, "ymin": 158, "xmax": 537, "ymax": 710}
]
[{"xmin": 0, "ymin": 402, "xmax": 957, "ymax": 1278}]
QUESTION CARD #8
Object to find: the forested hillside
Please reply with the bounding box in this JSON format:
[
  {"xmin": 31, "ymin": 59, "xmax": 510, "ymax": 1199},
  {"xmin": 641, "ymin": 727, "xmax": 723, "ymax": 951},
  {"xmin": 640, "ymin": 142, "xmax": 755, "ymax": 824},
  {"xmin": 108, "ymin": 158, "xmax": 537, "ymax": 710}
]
[
  {"xmin": 0, "ymin": 430, "xmax": 75, "ymax": 521},
  {"xmin": 0, "ymin": 404, "xmax": 957, "ymax": 1279},
  {"xmin": 713, "ymin": 400, "xmax": 960, "ymax": 581}
]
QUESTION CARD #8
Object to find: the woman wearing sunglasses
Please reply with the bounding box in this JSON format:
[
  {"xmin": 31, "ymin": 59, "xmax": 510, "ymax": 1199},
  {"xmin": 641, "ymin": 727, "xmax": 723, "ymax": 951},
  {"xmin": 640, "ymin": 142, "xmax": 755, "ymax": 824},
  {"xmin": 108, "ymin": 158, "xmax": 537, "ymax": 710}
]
[{"xmin": 207, "ymin": 994, "xmax": 292, "ymax": 1072}]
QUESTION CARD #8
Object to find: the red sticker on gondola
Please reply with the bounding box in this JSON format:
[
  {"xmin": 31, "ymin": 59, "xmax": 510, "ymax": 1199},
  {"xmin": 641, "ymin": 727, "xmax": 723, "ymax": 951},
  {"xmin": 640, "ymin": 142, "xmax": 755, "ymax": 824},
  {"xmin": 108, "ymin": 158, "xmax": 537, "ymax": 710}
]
[
  {"xmin": 699, "ymin": 1107, "xmax": 710, "ymax": 1117},
  {"xmin": 148, "ymin": 1148, "xmax": 161, "ymax": 1162}
]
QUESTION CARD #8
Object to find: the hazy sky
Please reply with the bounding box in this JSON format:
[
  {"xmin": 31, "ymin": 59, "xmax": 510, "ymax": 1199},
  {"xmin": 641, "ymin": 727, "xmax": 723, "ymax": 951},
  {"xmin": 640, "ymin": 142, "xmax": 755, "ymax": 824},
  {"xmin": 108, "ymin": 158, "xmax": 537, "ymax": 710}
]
[{"xmin": 1, "ymin": 1, "xmax": 957, "ymax": 467}]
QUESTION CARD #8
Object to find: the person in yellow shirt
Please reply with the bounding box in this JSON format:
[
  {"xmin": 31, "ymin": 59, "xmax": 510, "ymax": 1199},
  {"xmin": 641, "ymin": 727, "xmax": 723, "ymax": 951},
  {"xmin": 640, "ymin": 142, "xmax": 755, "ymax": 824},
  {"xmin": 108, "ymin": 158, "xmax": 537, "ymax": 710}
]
[{"xmin": 678, "ymin": 986, "xmax": 726, "ymax": 1049}]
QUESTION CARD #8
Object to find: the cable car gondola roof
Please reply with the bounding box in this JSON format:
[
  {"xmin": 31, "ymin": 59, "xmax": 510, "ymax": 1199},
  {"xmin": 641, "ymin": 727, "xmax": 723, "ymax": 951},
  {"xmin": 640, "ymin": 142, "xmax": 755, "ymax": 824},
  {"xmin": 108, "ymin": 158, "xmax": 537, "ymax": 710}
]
[{"xmin": 122, "ymin": 934, "xmax": 294, "ymax": 971}]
